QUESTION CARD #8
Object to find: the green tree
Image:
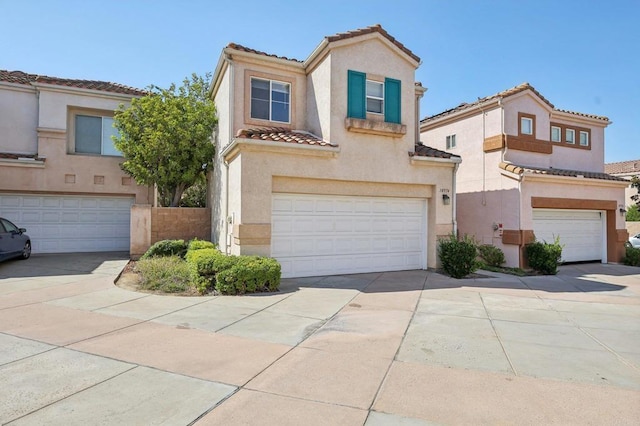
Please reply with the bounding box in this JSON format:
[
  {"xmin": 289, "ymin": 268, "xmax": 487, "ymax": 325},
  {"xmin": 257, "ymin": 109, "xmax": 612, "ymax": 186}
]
[
  {"xmin": 631, "ymin": 175, "xmax": 639, "ymax": 207},
  {"xmin": 113, "ymin": 73, "xmax": 217, "ymax": 207},
  {"xmin": 626, "ymin": 204, "xmax": 640, "ymax": 221}
]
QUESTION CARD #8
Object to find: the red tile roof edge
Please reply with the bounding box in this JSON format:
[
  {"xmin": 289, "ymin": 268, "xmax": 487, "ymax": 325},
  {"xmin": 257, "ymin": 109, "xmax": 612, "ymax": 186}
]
[
  {"xmin": 0, "ymin": 70, "xmax": 147, "ymax": 96},
  {"xmin": 235, "ymin": 127, "xmax": 337, "ymax": 147},
  {"xmin": 0, "ymin": 152, "xmax": 46, "ymax": 162},
  {"xmin": 226, "ymin": 43, "xmax": 303, "ymax": 63},
  {"xmin": 422, "ymin": 82, "xmax": 609, "ymax": 123},
  {"xmin": 411, "ymin": 142, "xmax": 460, "ymax": 159},
  {"xmin": 604, "ymin": 159, "xmax": 640, "ymax": 175},
  {"xmin": 499, "ymin": 162, "xmax": 627, "ymax": 182},
  {"xmin": 325, "ymin": 24, "xmax": 421, "ymax": 63}
]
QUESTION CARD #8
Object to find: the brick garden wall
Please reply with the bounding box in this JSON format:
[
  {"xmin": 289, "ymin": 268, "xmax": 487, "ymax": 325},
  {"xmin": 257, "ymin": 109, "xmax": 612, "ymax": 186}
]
[{"xmin": 151, "ymin": 207, "xmax": 211, "ymax": 244}]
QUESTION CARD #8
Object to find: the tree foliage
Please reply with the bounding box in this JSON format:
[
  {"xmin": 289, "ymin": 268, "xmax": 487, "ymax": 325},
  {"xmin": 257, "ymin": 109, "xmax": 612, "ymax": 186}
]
[
  {"xmin": 113, "ymin": 73, "xmax": 217, "ymax": 206},
  {"xmin": 626, "ymin": 204, "xmax": 640, "ymax": 221},
  {"xmin": 631, "ymin": 175, "xmax": 640, "ymax": 208}
]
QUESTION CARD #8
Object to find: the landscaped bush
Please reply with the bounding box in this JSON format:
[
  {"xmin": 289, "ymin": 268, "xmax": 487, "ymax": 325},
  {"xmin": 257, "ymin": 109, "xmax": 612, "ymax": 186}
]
[
  {"xmin": 187, "ymin": 238, "xmax": 217, "ymax": 252},
  {"xmin": 185, "ymin": 248, "xmax": 239, "ymax": 293},
  {"xmin": 141, "ymin": 239, "xmax": 187, "ymax": 259},
  {"xmin": 477, "ymin": 244, "xmax": 505, "ymax": 267},
  {"xmin": 623, "ymin": 246, "xmax": 640, "ymax": 266},
  {"xmin": 525, "ymin": 237, "xmax": 563, "ymax": 275},
  {"xmin": 135, "ymin": 256, "xmax": 195, "ymax": 293},
  {"xmin": 215, "ymin": 256, "xmax": 281, "ymax": 295},
  {"xmin": 438, "ymin": 233, "xmax": 478, "ymax": 279}
]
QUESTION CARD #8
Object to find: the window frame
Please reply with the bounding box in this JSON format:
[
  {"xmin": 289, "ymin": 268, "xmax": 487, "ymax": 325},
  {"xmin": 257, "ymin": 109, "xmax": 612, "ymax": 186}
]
[
  {"xmin": 68, "ymin": 108, "xmax": 122, "ymax": 157},
  {"xmin": 249, "ymin": 76, "xmax": 291, "ymax": 124},
  {"xmin": 566, "ymin": 128, "xmax": 575, "ymax": 144},
  {"xmin": 446, "ymin": 134, "xmax": 457, "ymax": 150},
  {"xmin": 550, "ymin": 125, "xmax": 561, "ymax": 142},
  {"xmin": 518, "ymin": 112, "xmax": 536, "ymax": 138},
  {"xmin": 579, "ymin": 130, "xmax": 589, "ymax": 146},
  {"xmin": 365, "ymin": 79, "xmax": 384, "ymax": 115}
]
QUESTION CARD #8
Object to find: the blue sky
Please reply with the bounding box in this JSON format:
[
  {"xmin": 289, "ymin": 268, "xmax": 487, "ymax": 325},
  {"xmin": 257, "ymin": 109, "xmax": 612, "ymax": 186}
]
[{"xmin": 1, "ymin": 0, "xmax": 637, "ymax": 162}]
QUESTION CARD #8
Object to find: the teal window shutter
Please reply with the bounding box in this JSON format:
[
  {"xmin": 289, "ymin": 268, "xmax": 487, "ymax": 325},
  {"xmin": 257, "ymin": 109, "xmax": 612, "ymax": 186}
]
[
  {"xmin": 384, "ymin": 77, "xmax": 401, "ymax": 124},
  {"xmin": 347, "ymin": 70, "xmax": 366, "ymax": 119}
]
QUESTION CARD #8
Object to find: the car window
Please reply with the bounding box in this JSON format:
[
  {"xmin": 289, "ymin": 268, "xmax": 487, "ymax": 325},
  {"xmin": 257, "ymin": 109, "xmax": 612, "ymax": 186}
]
[
  {"xmin": 0, "ymin": 219, "xmax": 18, "ymax": 233},
  {"xmin": 0, "ymin": 221, "xmax": 5, "ymax": 232}
]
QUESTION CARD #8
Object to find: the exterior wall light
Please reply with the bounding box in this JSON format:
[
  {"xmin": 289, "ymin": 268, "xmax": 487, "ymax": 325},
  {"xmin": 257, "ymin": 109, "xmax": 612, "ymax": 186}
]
[{"xmin": 442, "ymin": 194, "xmax": 451, "ymax": 205}]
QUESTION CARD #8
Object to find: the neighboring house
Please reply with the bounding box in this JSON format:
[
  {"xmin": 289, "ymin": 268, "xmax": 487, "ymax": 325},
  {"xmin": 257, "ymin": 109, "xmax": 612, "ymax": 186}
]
[
  {"xmin": 420, "ymin": 83, "xmax": 629, "ymax": 268},
  {"xmin": 209, "ymin": 25, "xmax": 461, "ymax": 278},
  {"xmin": 605, "ymin": 159, "xmax": 640, "ymax": 209},
  {"xmin": 0, "ymin": 70, "xmax": 152, "ymax": 254}
]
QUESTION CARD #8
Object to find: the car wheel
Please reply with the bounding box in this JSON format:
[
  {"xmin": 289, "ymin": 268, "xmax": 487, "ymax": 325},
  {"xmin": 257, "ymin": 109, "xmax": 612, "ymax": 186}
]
[
  {"xmin": 20, "ymin": 241, "xmax": 31, "ymax": 260},
  {"xmin": 625, "ymin": 241, "xmax": 632, "ymax": 248}
]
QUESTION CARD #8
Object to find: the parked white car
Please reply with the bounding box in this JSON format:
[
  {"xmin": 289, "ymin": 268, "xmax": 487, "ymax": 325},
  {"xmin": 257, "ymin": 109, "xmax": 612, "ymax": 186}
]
[{"xmin": 629, "ymin": 233, "xmax": 640, "ymax": 248}]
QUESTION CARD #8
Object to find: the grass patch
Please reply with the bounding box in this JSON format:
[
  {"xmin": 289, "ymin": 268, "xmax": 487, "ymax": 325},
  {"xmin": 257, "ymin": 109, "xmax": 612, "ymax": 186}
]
[{"xmin": 135, "ymin": 256, "xmax": 195, "ymax": 293}]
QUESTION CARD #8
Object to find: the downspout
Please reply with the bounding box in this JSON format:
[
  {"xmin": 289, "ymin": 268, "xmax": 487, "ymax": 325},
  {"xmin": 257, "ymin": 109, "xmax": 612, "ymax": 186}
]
[
  {"xmin": 480, "ymin": 103, "xmax": 486, "ymax": 205},
  {"xmin": 223, "ymin": 53, "xmax": 234, "ymax": 255},
  {"xmin": 452, "ymin": 161, "xmax": 459, "ymax": 236}
]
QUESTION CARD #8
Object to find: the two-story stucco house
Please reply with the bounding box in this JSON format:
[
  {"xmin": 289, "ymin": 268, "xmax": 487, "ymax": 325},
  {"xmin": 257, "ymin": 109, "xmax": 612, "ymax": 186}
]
[
  {"xmin": 0, "ymin": 70, "xmax": 152, "ymax": 254},
  {"xmin": 209, "ymin": 25, "xmax": 461, "ymax": 278},
  {"xmin": 420, "ymin": 83, "xmax": 629, "ymax": 268}
]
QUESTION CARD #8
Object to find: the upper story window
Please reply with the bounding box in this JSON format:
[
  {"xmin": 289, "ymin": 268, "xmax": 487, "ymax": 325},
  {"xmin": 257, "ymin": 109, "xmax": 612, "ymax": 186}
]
[
  {"xmin": 579, "ymin": 131, "xmax": 589, "ymax": 146},
  {"xmin": 74, "ymin": 114, "xmax": 121, "ymax": 156},
  {"xmin": 250, "ymin": 77, "xmax": 290, "ymax": 123},
  {"xmin": 446, "ymin": 134, "xmax": 457, "ymax": 149},
  {"xmin": 347, "ymin": 70, "xmax": 401, "ymax": 124},
  {"xmin": 551, "ymin": 126, "xmax": 561, "ymax": 142},
  {"xmin": 366, "ymin": 80, "xmax": 384, "ymax": 114},
  {"xmin": 566, "ymin": 128, "xmax": 575, "ymax": 144},
  {"xmin": 517, "ymin": 112, "xmax": 536, "ymax": 138}
]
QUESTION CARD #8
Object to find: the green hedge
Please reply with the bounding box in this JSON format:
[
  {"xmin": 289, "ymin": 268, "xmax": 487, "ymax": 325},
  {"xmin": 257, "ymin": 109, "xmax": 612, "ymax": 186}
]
[
  {"xmin": 215, "ymin": 256, "xmax": 281, "ymax": 295},
  {"xmin": 187, "ymin": 239, "xmax": 217, "ymax": 251},
  {"xmin": 438, "ymin": 233, "xmax": 478, "ymax": 279},
  {"xmin": 141, "ymin": 239, "xmax": 187, "ymax": 259},
  {"xmin": 477, "ymin": 244, "xmax": 505, "ymax": 267},
  {"xmin": 623, "ymin": 246, "xmax": 640, "ymax": 266},
  {"xmin": 525, "ymin": 237, "xmax": 563, "ymax": 275}
]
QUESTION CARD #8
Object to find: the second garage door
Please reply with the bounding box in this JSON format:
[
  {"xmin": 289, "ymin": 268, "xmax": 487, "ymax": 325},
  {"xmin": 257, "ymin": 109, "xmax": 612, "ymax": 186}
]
[
  {"xmin": 532, "ymin": 209, "xmax": 604, "ymax": 263},
  {"xmin": 0, "ymin": 194, "xmax": 134, "ymax": 254},
  {"xmin": 272, "ymin": 193, "xmax": 426, "ymax": 278}
]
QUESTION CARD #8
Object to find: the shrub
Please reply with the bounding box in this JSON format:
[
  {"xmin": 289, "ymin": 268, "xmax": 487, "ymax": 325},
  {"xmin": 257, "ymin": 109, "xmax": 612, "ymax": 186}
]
[
  {"xmin": 215, "ymin": 256, "xmax": 281, "ymax": 295},
  {"xmin": 187, "ymin": 238, "xmax": 217, "ymax": 252},
  {"xmin": 477, "ymin": 244, "xmax": 505, "ymax": 267},
  {"xmin": 438, "ymin": 233, "xmax": 478, "ymax": 278},
  {"xmin": 623, "ymin": 246, "xmax": 640, "ymax": 266},
  {"xmin": 141, "ymin": 239, "xmax": 187, "ymax": 259},
  {"xmin": 136, "ymin": 256, "xmax": 195, "ymax": 293},
  {"xmin": 185, "ymin": 248, "xmax": 238, "ymax": 293},
  {"xmin": 525, "ymin": 237, "xmax": 563, "ymax": 275}
]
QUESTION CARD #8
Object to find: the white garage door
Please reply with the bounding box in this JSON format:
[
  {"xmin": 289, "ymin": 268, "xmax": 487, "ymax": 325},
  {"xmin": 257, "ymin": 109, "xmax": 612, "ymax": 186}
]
[
  {"xmin": 532, "ymin": 209, "xmax": 604, "ymax": 263},
  {"xmin": 0, "ymin": 194, "xmax": 134, "ymax": 254},
  {"xmin": 272, "ymin": 193, "xmax": 426, "ymax": 278}
]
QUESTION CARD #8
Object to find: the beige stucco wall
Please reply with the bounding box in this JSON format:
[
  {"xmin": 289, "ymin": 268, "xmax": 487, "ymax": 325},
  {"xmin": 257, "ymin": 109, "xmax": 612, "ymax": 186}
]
[
  {"xmin": 0, "ymin": 83, "xmax": 38, "ymax": 154},
  {"xmin": 306, "ymin": 54, "xmax": 331, "ymax": 139},
  {"xmin": 0, "ymin": 84, "xmax": 151, "ymax": 204}
]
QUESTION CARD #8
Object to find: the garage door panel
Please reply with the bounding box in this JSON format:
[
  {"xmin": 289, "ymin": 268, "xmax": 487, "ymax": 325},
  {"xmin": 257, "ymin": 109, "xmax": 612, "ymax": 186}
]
[
  {"xmin": 272, "ymin": 194, "xmax": 426, "ymax": 278},
  {"xmin": 0, "ymin": 194, "xmax": 133, "ymax": 254},
  {"xmin": 532, "ymin": 209, "xmax": 603, "ymax": 263}
]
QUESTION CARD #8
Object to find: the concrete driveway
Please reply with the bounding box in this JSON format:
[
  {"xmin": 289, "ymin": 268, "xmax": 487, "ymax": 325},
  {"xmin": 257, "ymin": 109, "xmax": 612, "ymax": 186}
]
[{"xmin": 0, "ymin": 254, "xmax": 639, "ymax": 425}]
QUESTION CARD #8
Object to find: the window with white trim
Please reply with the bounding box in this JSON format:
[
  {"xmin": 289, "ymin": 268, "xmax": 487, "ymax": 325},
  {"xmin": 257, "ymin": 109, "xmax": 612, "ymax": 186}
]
[
  {"xmin": 366, "ymin": 80, "xmax": 384, "ymax": 114},
  {"xmin": 520, "ymin": 117, "xmax": 533, "ymax": 135},
  {"xmin": 446, "ymin": 134, "xmax": 457, "ymax": 149},
  {"xmin": 579, "ymin": 131, "xmax": 589, "ymax": 146},
  {"xmin": 250, "ymin": 77, "xmax": 290, "ymax": 123},
  {"xmin": 75, "ymin": 115, "xmax": 121, "ymax": 156},
  {"xmin": 551, "ymin": 126, "xmax": 561, "ymax": 142},
  {"xmin": 566, "ymin": 128, "xmax": 575, "ymax": 144}
]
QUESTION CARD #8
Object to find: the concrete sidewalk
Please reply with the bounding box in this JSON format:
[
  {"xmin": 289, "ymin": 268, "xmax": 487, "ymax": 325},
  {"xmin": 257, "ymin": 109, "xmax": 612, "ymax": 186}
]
[{"xmin": 0, "ymin": 254, "xmax": 639, "ymax": 425}]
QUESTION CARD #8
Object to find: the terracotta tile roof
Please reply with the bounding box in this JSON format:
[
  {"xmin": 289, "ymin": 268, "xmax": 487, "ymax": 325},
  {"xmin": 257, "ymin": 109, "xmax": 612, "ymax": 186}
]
[
  {"xmin": 422, "ymin": 82, "xmax": 609, "ymax": 124},
  {"xmin": 236, "ymin": 127, "xmax": 337, "ymax": 147},
  {"xmin": 226, "ymin": 43, "xmax": 303, "ymax": 63},
  {"xmin": 411, "ymin": 142, "xmax": 460, "ymax": 159},
  {"xmin": 325, "ymin": 24, "xmax": 421, "ymax": 63},
  {"xmin": 604, "ymin": 159, "xmax": 640, "ymax": 175},
  {"xmin": 0, "ymin": 70, "xmax": 147, "ymax": 96},
  {"xmin": 499, "ymin": 162, "xmax": 627, "ymax": 182},
  {"xmin": 0, "ymin": 152, "xmax": 45, "ymax": 162}
]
